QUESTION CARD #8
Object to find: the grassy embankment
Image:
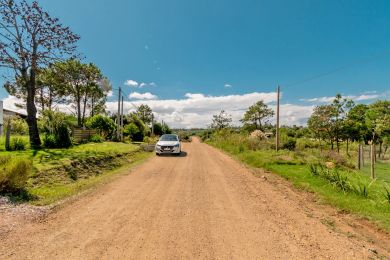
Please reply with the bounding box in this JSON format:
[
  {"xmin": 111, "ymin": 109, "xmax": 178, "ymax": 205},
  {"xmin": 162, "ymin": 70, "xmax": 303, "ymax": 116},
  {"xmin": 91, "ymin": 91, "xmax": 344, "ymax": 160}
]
[
  {"xmin": 0, "ymin": 138, "xmax": 152, "ymax": 205},
  {"xmin": 206, "ymin": 133, "xmax": 390, "ymax": 231}
]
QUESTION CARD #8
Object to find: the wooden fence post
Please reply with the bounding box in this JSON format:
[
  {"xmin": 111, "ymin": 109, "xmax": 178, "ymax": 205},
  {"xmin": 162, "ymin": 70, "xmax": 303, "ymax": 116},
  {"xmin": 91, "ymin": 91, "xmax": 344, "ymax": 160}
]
[{"xmin": 371, "ymin": 143, "xmax": 375, "ymax": 179}]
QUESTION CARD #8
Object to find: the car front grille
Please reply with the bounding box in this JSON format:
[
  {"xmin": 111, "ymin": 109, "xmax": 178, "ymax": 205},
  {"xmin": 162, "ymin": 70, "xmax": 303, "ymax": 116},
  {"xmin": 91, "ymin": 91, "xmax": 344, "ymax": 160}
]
[{"xmin": 161, "ymin": 146, "xmax": 172, "ymax": 150}]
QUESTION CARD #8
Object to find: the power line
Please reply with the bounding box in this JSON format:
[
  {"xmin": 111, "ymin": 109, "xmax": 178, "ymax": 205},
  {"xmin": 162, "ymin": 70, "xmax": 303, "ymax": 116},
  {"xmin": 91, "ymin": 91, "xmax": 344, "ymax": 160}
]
[{"xmin": 284, "ymin": 49, "xmax": 390, "ymax": 88}]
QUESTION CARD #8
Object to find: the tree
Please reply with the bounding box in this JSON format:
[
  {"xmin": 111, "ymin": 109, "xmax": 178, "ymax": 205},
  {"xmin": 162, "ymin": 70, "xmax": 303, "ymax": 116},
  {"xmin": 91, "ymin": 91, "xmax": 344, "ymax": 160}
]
[
  {"xmin": 0, "ymin": 0, "xmax": 79, "ymax": 148},
  {"xmin": 51, "ymin": 59, "xmax": 105, "ymax": 127},
  {"xmin": 307, "ymin": 104, "xmax": 335, "ymax": 150},
  {"xmin": 136, "ymin": 104, "xmax": 153, "ymax": 125},
  {"xmin": 90, "ymin": 78, "xmax": 112, "ymax": 117},
  {"xmin": 241, "ymin": 101, "xmax": 274, "ymax": 131},
  {"xmin": 366, "ymin": 100, "xmax": 390, "ymax": 141},
  {"xmin": 124, "ymin": 114, "xmax": 150, "ymax": 141},
  {"xmin": 345, "ymin": 104, "xmax": 369, "ymax": 142},
  {"xmin": 366, "ymin": 100, "xmax": 390, "ymax": 158},
  {"xmin": 35, "ymin": 65, "xmax": 66, "ymax": 111},
  {"xmin": 211, "ymin": 110, "xmax": 232, "ymax": 130},
  {"xmin": 152, "ymin": 122, "xmax": 163, "ymax": 136},
  {"xmin": 85, "ymin": 114, "xmax": 115, "ymax": 139},
  {"xmin": 331, "ymin": 94, "xmax": 354, "ymax": 153}
]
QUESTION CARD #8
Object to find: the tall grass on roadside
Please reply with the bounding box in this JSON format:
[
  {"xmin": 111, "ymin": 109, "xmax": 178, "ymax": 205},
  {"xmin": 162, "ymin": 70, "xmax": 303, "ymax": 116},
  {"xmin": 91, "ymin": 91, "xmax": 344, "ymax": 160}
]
[
  {"xmin": 384, "ymin": 186, "xmax": 390, "ymax": 204},
  {"xmin": 309, "ymin": 163, "xmax": 370, "ymax": 197},
  {"xmin": 0, "ymin": 155, "xmax": 32, "ymax": 194}
]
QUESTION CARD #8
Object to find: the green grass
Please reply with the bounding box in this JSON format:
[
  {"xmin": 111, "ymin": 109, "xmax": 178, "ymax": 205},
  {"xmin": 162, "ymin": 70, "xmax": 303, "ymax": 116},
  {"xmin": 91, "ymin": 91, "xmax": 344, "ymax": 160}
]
[
  {"xmin": 28, "ymin": 151, "xmax": 152, "ymax": 205},
  {"xmin": 207, "ymin": 137, "xmax": 390, "ymax": 232},
  {"xmin": 360, "ymin": 161, "xmax": 390, "ymax": 183},
  {"xmin": 0, "ymin": 141, "xmax": 140, "ymax": 171},
  {"xmin": 0, "ymin": 139, "xmax": 152, "ymax": 205}
]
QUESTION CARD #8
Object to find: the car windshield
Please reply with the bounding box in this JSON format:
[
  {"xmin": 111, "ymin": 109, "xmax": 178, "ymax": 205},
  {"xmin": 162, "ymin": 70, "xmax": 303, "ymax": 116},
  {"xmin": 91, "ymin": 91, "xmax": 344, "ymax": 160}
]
[{"xmin": 159, "ymin": 135, "xmax": 178, "ymax": 141}]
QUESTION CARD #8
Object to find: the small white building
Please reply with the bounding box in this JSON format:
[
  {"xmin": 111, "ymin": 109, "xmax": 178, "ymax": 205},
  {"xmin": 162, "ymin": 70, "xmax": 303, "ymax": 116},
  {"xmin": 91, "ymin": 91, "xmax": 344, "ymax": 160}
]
[{"xmin": 0, "ymin": 101, "xmax": 28, "ymax": 135}]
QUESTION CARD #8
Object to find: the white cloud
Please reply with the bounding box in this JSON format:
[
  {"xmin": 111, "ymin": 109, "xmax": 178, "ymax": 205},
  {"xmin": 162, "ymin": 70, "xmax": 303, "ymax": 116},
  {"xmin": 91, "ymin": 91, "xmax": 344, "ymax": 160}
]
[
  {"xmin": 106, "ymin": 90, "xmax": 113, "ymax": 97},
  {"xmin": 224, "ymin": 84, "xmax": 232, "ymax": 88},
  {"xmin": 124, "ymin": 80, "xmax": 139, "ymax": 87},
  {"xmin": 139, "ymin": 82, "xmax": 157, "ymax": 88},
  {"xmin": 0, "ymin": 91, "xmax": 314, "ymax": 129},
  {"xmin": 2, "ymin": 95, "xmax": 26, "ymax": 114},
  {"xmin": 128, "ymin": 92, "xmax": 158, "ymax": 100},
  {"xmin": 106, "ymin": 91, "xmax": 303, "ymax": 128},
  {"xmin": 301, "ymin": 94, "xmax": 379, "ymax": 103}
]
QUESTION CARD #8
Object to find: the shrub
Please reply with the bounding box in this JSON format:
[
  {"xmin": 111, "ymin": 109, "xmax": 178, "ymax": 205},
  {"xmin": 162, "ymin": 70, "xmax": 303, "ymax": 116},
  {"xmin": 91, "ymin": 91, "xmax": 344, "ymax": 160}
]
[
  {"xmin": 56, "ymin": 124, "xmax": 72, "ymax": 148},
  {"xmin": 0, "ymin": 156, "xmax": 31, "ymax": 193},
  {"xmin": 89, "ymin": 134, "xmax": 103, "ymax": 143},
  {"xmin": 10, "ymin": 137, "xmax": 27, "ymax": 151},
  {"xmin": 40, "ymin": 110, "xmax": 73, "ymax": 148},
  {"xmin": 177, "ymin": 131, "xmax": 192, "ymax": 142},
  {"xmin": 296, "ymin": 138, "xmax": 320, "ymax": 150},
  {"xmin": 85, "ymin": 115, "xmax": 116, "ymax": 139},
  {"xmin": 124, "ymin": 122, "xmax": 143, "ymax": 141},
  {"xmin": 43, "ymin": 134, "xmax": 57, "ymax": 148},
  {"xmin": 384, "ymin": 187, "xmax": 390, "ymax": 204},
  {"xmin": 282, "ymin": 138, "xmax": 296, "ymax": 151}
]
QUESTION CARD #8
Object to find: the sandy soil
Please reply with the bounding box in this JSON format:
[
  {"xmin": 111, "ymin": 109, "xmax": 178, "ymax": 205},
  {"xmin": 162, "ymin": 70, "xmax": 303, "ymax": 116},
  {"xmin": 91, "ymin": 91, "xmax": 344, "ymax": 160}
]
[{"xmin": 0, "ymin": 137, "xmax": 389, "ymax": 259}]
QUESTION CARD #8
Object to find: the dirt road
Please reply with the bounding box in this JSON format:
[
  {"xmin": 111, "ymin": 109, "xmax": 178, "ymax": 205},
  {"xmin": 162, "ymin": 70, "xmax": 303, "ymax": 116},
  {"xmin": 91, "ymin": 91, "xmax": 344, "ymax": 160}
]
[{"xmin": 1, "ymin": 138, "xmax": 389, "ymax": 259}]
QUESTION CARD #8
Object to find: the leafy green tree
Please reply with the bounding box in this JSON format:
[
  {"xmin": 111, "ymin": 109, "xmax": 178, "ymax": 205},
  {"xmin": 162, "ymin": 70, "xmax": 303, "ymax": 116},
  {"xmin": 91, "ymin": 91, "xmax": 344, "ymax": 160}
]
[
  {"xmin": 0, "ymin": 0, "xmax": 79, "ymax": 148},
  {"xmin": 152, "ymin": 122, "xmax": 163, "ymax": 136},
  {"xmin": 211, "ymin": 110, "xmax": 232, "ymax": 130},
  {"xmin": 86, "ymin": 115, "xmax": 115, "ymax": 139},
  {"xmin": 50, "ymin": 59, "xmax": 107, "ymax": 126},
  {"xmin": 307, "ymin": 104, "xmax": 335, "ymax": 150},
  {"xmin": 241, "ymin": 101, "xmax": 274, "ymax": 131},
  {"xmin": 345, "ymin": 104, "xmax": 370, "ymax": 142},
  {"xmin": 331, "ymin": 94, "xmax": 354, "ymax": 153},
  {"xmin": 124, "ymin": 114, "xmax": 150, "ymax": 141},
  {"xmin": 35, "ymin": 66, "xmax": 66, "ymax": 112},
  {"xmin": 366, "ymin": 100, "xmax": 390, "ymax": 141},
  {"xmin": 136, "ymin": 104, "xmax": 153, "ymax": 125},
  {"xmin": 124, "ymin": 123, "xmax": 141, "ymax": 141},
  {"xmin": 366, "ymin": 100, "xmax": 390, "ymax": 157},
  {"xmin": 162, "ymin": 122, "xmax": 172, "ymax": 134}
]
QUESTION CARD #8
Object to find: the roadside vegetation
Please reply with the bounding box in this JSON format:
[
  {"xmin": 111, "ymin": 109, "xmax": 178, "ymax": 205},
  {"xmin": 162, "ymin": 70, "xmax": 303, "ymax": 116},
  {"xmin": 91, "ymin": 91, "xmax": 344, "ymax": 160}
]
[
  {"xmin": 0, "ymin": 1, "xmax": 174, "ymax": 205},
  {"xmin": 202, "ymin": 94, "xmax": 390, "ymax": 231}
]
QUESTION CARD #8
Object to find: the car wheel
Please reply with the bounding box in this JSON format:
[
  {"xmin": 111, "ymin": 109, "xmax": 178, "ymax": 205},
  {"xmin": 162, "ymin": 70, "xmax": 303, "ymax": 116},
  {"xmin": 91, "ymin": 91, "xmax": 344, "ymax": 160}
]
[{"xmin": 156, "ymin": 153, "xmax": 160, "ymax": 156}]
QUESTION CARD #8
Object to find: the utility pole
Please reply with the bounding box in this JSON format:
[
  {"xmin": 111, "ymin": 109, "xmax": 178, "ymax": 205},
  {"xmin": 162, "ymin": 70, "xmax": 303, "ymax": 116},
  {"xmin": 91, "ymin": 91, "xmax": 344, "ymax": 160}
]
[
  {"xmin": 275, "ymin": 85, "xmax": 280, "ymax": 151},
  {"xmin": 117, "ymin": 87, "xmax": 121, "ymax": 140},
  {"xmin": 151, "ymin": 113, "xmax": 154, "ymax": 136},
  {"xmin": 121, "ymin": 95, "xmax": 124, "ymax": 141}
]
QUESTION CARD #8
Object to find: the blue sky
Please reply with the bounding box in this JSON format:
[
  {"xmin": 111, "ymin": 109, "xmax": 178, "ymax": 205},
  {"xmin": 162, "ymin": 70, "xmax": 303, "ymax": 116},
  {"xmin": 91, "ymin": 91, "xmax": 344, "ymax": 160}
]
[{"xmin": 1, "ymin": 0, "xmax": 390, "ymax": 127}]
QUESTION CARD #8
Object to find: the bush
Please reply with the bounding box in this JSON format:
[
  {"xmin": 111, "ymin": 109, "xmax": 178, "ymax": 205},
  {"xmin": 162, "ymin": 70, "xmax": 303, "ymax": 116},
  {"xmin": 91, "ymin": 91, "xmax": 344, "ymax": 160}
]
[
  {"xmin": 10, "ymin": 137, "xmax": 27, "ymax": 151},
  {"xmin": 43, "ymin": 134, "xmax": 57, "ymax": 148},
  {"xmin": 0, "ymin": 156, "xmax": 31, "ymax": 193},
  {"xmin": 143, "ymin": 136, "xmax": 159, "ymax": 144},
  {"xmin": 282, "ymin": 138, "xmax": 296, "ymax": 151},
  {"xmin": 296, "ymin": 138, "xmax": 320, "ymax": 150},
  {"xmin": 56, "ymin": 124, "xmax": 72, "ymax": 148},
  {"xmin": 124, "ymin": 122, "xmax": 144, "ymax": 141},
  {"xmin": 85, "ymin": 115, "xmax": 116, "ymax": 139},
  {"xmin": 89, "ymin": 134, "xmax": 103, "ymax": 143},
  {"xmin": 40, "ymin": 110, "xmax": 73, "ymax": 148}
]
